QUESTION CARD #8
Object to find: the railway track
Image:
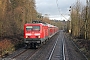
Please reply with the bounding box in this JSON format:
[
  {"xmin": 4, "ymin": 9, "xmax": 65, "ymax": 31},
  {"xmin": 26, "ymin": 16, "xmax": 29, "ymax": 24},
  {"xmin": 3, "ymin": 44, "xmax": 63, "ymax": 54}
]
[
  {"xmin": 2, "ymin": 31, "xmax": 87, "ymax": 60},
  {"xmin": 1, "ymin": 49, "xmax": 27, "ymax": 60},
  {"xmin": 64, "ymin": 33, "xmax": 87, "ymax": 60},
  {"xmin": 48, "ymin": 33, "xmax": 60, "ymax": 60},
  {"xmin": 13, "ymin": 49, "xmax": 41, "ymax": 60},
  {"xmin": 6, "ymin": 31, "xmax": 65, "ymax": 60},
  {"xmin": 5, "ymin": 48, "xmax": 41, "ymax": 60},
  {"xmin": 11, "ymin": 49, "xmax": 27, "ymax": 59},
  {"xmin": 48, "ymin": 31, "xmax": 65, "ymax": 60}
]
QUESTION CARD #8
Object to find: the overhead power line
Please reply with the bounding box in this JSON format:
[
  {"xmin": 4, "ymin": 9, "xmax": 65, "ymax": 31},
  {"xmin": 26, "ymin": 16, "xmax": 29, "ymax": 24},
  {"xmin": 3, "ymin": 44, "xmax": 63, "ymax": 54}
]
[{"xmin": 55, "ymin": 0, "xmax": 68, "ymax": 20}]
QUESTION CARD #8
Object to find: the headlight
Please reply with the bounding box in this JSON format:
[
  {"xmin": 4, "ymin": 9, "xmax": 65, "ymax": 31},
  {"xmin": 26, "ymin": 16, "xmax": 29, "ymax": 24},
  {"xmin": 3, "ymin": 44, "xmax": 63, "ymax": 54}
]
[
  {"xmin": 38, "ymin": 36, "xmax": 40, "ymax": 38},
  {"xmin": 26, "ymin": 36, "xmax": 28, "ymax": 38}
]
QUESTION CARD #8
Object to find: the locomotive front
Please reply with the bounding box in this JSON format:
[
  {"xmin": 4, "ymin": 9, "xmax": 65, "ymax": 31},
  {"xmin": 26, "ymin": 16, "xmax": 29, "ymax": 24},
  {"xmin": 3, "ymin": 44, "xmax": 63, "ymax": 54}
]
[{"xmin": 24, "ymin": 23, "xmax": 42, "ymax": 48}]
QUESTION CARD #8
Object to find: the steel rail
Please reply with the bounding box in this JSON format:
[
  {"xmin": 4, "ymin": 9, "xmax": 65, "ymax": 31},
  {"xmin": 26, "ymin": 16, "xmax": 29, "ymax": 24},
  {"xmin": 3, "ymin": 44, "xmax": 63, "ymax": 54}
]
[
  {"xmin": 25, "ymin": 48, "xmax": 41, "ymax": 60},
  {"xmin": 11, "ymin": 49, "xmax": 27, "ymax": 59},
  {"xmin": 71, "ymin": 38, "xmax": 88, "ymax": 60},
  {"xmin": 62, "ymin": 33, "xmax": 66, "ymax": 60},
  {"xmin": 48, "ymin": 34, "xmax": 59, "ymax": 60}
]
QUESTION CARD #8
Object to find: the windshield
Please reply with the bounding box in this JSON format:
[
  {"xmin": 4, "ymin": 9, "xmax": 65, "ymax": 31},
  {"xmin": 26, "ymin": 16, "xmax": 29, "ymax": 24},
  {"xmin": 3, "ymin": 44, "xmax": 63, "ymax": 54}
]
[{"xmin": 26, "ymin": 26, "xmax": 40, "ymax": 31}]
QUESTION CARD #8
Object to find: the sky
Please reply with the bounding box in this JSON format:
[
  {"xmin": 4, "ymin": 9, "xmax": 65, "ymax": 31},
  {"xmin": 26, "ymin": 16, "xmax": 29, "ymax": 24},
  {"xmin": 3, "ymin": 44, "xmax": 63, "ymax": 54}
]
[{"xmin": 35, "ymin": 0, "xmax": 86, "ymax": 21}]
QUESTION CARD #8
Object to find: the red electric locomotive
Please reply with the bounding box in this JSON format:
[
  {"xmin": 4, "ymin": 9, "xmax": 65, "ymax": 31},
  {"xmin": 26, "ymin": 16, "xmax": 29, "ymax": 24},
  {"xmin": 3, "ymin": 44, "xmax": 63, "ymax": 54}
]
[{"xmin": 24, "ymin": 21, "xmax": 58, "ymax": 48}]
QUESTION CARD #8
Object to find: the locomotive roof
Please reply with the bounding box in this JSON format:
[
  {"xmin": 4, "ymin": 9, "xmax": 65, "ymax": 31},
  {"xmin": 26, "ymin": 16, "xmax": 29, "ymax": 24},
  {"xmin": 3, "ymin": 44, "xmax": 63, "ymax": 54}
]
[
  {"xmin": 46, "ymin": 23, "xmax": 55, "ymax": 27},
  {"xmin": 32, "ymin": 20, "xmax": 46, "ymax": 24},
  {"xmin": 25, "ymin": 20, "xmax": 57, "ymax": 27},
  {"xmin": 25, "ymin": 23, "xmax": 47, "ymax": 26},
  {"xmin": 25, "ymin": 20, "xmax": 47, "ymax": 26}
]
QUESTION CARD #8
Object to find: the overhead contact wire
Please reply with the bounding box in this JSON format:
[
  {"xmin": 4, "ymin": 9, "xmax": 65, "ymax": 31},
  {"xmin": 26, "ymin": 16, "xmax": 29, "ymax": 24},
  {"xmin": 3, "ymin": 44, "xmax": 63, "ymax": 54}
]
[{"xmin": 55, "ymin": 0, "xmax": 68, "ymax": 20}]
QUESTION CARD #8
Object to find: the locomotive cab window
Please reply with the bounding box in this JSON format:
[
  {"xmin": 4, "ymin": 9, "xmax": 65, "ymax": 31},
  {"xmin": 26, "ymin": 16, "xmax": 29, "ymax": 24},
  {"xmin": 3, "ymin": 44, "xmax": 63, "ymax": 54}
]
[
  {"xmin": 33, "ymin": 26, "xmax": 40, "ymax": 31},
  {"xmin": 26, "ymin": 26, "xmax": 32, "ymax": 31},
  {"xmin": 26, "ymin": 26, "xmax": 40, "ymax": 31}
]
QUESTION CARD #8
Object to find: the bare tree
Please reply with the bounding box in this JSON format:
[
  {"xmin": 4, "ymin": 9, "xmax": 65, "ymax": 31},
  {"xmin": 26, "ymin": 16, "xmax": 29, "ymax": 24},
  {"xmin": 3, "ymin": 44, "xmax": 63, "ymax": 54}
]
[{"xmin": 70, "ymin": 0, "xmax": 84, "ymax": 38}]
